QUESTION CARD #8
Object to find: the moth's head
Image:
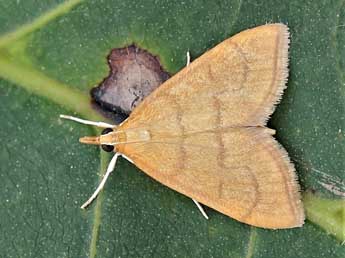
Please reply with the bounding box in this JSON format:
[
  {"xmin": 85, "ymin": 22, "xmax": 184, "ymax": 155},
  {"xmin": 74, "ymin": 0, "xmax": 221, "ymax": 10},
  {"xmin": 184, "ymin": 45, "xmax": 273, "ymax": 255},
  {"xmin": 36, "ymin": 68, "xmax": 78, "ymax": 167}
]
[{"xmin": 79, "ymin": 128, "xmax": 116, "ymax": 152}]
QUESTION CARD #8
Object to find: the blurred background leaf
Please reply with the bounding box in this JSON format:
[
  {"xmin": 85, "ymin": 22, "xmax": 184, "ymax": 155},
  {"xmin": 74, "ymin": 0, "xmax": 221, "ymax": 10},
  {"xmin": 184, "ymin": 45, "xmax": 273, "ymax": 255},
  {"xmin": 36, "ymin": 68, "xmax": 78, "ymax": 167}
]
[{"xmin": 0, "ymin": 0, "xmax": 344, "ymax": 257}]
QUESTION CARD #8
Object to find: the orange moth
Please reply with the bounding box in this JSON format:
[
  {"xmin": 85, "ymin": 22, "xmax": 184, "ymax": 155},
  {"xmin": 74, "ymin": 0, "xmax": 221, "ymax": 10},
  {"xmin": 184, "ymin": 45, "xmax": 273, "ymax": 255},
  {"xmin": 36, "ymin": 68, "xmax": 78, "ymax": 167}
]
[{"xmin": 61, "ymin": 23, "xmax": 305, "ymax": 229}]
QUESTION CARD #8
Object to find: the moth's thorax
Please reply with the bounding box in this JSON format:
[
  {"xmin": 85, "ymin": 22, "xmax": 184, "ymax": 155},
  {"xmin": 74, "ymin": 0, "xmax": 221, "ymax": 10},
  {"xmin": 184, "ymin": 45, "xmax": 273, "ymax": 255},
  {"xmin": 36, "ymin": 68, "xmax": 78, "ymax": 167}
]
[
  {"xmin": 123, "ymin": 129, "xmax": 151, "ymax": 143},
  {"xmin": 100, "ymin": 128, "xmax": 151, "ymax": 146}
]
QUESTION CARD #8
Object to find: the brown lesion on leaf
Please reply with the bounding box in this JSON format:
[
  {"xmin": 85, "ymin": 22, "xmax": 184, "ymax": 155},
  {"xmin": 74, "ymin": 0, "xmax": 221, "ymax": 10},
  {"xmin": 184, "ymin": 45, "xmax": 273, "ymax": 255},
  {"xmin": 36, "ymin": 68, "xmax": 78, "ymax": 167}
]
[{"xmin": 91, "ymin": 45, "xmax": 170, "ymax": 122}]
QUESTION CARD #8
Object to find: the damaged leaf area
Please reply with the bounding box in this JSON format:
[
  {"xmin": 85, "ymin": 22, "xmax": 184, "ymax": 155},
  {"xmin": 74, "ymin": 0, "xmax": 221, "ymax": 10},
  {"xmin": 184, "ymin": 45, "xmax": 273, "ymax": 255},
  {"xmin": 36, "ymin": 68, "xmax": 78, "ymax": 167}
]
[{"xmin": 91, "ymin": 45, "xmax": 170, "ymax": 117}]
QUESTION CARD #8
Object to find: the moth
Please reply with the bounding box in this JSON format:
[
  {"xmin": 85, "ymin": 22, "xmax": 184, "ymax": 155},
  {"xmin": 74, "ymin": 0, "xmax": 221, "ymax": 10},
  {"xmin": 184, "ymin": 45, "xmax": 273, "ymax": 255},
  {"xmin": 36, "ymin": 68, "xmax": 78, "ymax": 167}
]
[{"xmin": 61, "ymin": 23, "xmax": 305, "ymax": 229}]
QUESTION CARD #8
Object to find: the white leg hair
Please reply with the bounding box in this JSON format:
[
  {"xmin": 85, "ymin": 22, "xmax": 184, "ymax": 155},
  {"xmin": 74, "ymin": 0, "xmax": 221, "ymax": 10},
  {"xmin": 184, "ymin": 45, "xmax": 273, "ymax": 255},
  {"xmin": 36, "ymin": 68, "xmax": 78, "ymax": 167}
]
[
  {"xmin": 120, "ymin": 153, "xmax": 134, "ymax": 164},
  {"xmin": 186, "ymin": 51, "xmax": 191, "ymax": 66},
  {"xmin": 192, "ymin": 199, "xmax": 209, "ymax": 220},
  {"xmin": 60, "ymin": 114, "xmax": 116, "ymax": 128},
  {"xmin": 186, "ymin": 51, "xmax": 209, "ymax": 220},
  {"xmin": 81, "ymin": 153, "xmax": 120, "ymax": 209}
]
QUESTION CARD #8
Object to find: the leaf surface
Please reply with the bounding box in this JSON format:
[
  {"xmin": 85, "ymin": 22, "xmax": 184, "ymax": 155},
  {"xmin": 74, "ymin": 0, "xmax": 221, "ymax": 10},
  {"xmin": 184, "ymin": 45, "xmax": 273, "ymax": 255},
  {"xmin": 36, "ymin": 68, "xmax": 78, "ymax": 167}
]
[{"xmin": 0, "ymin": 0, "xmax": 344, "ymax": 257}]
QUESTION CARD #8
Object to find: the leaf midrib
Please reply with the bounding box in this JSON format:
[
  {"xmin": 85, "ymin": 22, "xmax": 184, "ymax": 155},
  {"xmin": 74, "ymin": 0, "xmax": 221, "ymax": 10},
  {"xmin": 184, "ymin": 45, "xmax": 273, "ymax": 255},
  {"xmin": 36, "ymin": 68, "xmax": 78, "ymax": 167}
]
[
  {"xmin": 0, "ymin": 1, "xmax": 106, "ymax": 257},
  {"xmin": 245, "ymin": 228, "xmax": 257, "ymax": 258}
]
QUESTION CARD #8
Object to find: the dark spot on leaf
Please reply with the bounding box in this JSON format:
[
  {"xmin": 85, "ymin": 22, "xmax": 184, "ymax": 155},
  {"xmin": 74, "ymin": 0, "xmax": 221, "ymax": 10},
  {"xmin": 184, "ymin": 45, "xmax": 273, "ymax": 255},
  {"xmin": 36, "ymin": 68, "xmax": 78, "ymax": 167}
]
[{"xmin": 91, "ymin": 45, "xmax": 170, "ymax": 122}]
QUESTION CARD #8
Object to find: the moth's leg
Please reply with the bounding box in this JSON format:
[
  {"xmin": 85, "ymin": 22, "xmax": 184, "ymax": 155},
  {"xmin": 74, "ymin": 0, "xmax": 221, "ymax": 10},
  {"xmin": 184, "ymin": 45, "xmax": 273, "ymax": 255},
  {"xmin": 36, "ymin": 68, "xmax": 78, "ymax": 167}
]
[
  {"xmin": 60, "ymin": 114, "xmax": 116, "ymax": 128},
  {"xmin": 186, "ymin": 51, "xmax": 191, "ymax": 66},
  {"xmin": 120, "ymin": 153, "xmax": 134, "ymax": 164},
  {"xmin": 122, "ymin": 151, "xmax": 209, "ymax": 219},
  {"xmin": 185, "ymin": 52, "xmax": 209, "ymax": 219},
  {"xmin": 192, "ymin": 199, "xmax": 209, "ymax": 220},
  {"xmin": 81, "ymin": 153, "xmax": 120, "ymax": 209}
]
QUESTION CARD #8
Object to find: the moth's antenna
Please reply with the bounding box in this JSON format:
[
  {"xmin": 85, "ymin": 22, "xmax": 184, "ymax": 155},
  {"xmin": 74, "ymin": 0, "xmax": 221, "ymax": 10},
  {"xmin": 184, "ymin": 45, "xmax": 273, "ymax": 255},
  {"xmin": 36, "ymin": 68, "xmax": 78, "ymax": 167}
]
[
  {"xmin": 81, "ymin": 153, "xmax": 120, "ymax": 209},
  {"xmin": 60, "ymin": 114, "xmax": 116, "ymax": 128}
]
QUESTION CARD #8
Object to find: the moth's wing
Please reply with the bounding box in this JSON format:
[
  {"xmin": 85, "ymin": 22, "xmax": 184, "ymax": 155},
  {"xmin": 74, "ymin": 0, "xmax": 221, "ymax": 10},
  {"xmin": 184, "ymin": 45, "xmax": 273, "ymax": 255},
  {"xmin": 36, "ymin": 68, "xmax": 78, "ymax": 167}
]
[
  {"xmin": 116, "ymin": 24, "xmax": 303, "ymax": 228},
  {"xmin": 118, "ymin": 128, "xmax": 304, "ymax": 229},
  {"xmin": 122, "ymin": 23, "xmax": 289, "ymax": 132}
]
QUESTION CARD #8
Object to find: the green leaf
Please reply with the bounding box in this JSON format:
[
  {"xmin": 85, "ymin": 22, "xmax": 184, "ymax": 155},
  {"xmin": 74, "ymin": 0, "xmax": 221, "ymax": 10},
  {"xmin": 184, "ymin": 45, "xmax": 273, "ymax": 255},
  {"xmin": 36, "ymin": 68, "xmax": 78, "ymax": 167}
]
[
  {"xmin": 303, "ymin": 193, "xmax": 345, "ymax": 242},
  {"xmin": 0, "ymin": 0, "xmax": 344, "ymax": 257}
]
